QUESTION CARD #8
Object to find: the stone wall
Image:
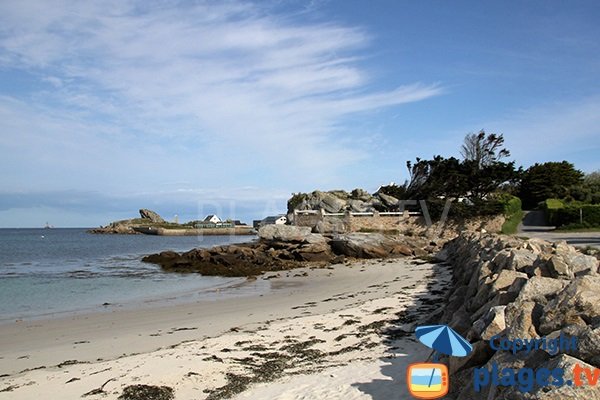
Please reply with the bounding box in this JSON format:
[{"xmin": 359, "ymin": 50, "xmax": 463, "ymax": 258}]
[
  {"xmin": 436, "ymin": 233, "xmax": 600, "ymax": 399},
  {"xmin": 293, "ymin": 211, "xmax": 323, "ymax": 229},
  {"xmin": 345, "ymin": 212, "xmax": 412, "ymax": 232},
  {"xmin": 293, "ymin": 209, "xmax": 505, "ymax": 243}
]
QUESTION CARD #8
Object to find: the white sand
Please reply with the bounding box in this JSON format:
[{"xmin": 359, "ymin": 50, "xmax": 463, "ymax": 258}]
[{"xmin": 0, "ymin": 258, "xmax": 450, "ymax": 399}]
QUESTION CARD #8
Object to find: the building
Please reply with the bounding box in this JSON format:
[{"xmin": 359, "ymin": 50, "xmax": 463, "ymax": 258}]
[
  {"xmin": 203, "ymin": 214, "xmax": 221, "ymax": 224},
  {"xmin": 260, "ymin": 215, "xmax": 287, "ymax": 226}
]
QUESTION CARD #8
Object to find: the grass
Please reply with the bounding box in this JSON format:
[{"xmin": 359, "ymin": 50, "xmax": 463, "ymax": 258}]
[{"xmin": 501, "ymin": 210, "xmax": 524, "ymax": 235}]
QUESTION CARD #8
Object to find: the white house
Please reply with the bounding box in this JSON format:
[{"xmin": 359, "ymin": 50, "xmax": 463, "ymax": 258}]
[
  {"xmin": 261, "ymin": 215, "xmax": 287, "ymax": 226},
  {"xmin": 203, "ymin": 214, "xmax": 221, "ymax": 224}
]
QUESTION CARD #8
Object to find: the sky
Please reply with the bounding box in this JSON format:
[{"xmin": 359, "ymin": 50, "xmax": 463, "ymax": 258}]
[{"xmin": 0, "ymin": 0, "xmax": 599, "ymax": 227}]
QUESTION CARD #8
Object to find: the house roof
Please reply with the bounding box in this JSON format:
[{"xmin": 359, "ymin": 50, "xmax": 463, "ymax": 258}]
[
  {"xmin": 203, "ymin": 214, "xmax": 220, "ymax": 221},
  {"xmin": 261, "ymin": 215, "xmax": 286, "ymax": 223}
]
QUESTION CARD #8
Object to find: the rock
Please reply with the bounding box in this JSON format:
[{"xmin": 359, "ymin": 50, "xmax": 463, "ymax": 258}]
[
  {"xmin": 442, "ymin": 285, "xmax": 469, "ymax": 320},
  {"xmin": 565, "ymin": 253, "xmax": 599, "ymax": 276},
  {"xmin": 258, "ymin": 224, "xmax": 312, "ymax": 242},
  {"xmin": 319, "ymin": 192, "xmax": 347, "ymax": 213},
  {"xmin": 375, "ymin": 192, "xmax": 399, "ymax": 208},
  {"xmin": 470, "ymin": 305, "xmax": 506, "ymax": 341},
  {"xmin": 330, "ymin": 233, "xmax": 396, "ymax": 259},
  {"xmin": 547, "ymin": 255, "xmax": 574, "ymax": 279},
  {"xmin": 88, "ymin": 220, "xmax": 139, "ymax": 234},
  {"xmin": 515, "ymin": 276, "xmax": 567, "ymax": 303},
  {"xmin": 412, "ymin": 247, "xmax": 429, "ymax": 258},
  {"xmin": 524, "ymin": 238, "xmax": 553, "ymax": 254},
  {"xmin": 390, "ymin": 244, "xmax": 413, "ymax": 256},
  {"xmin": 449, "ymin": 340, "xmax": 494, "ymax": 375},
  {"xmin": 528, "ymin": 355, "xmax": 600, "ymax": 399},
  {"xmin": 469, "ymin": 270, "xmax": 527, "ymax": 312},
  {"xmin": 303, "ymin": 233, "xmax": 328, "ymax": 245},
  {"xmin": 492, "ymin": 270, "xmax": 528, "ymax": 293},
  {"xmin": 457, "ymin": 351, "xmax": 527, "ymax": 400},
  {"xmin": 523, "ymin": 255, "xmax": 553, "ymax": 277},
  {"xmin": 139, "ymin": 209, "xmax": 165, "ymax": 223},
  {"xmin": 350, "ymin": 188, "xmax": 372, "ymax": 202},
  {"xmin": 547, "ymin": 325, "xmax": 600, "ymax": 368},
  {"xmin": 348, "ymin": 199, "xmax": 370, "ymax": 212},
  {"xmin": 142, "ymin": 250, "xmax": 181, "ymax": 266},
  {"xmin": 293, "ymin": 242, "xmax": 334, "ymax": 262},
  {"xmin": 504, "ymin": 300, "xmax": 543, "ymax": 339},
  {"xmin": 539, "ymin": 275, "xmax": 600, "ymax": 335},
  {"xmin": 492, "ymin": 249, "xmax": 537, "ymax": 272},
  {"xmin": 448, "ymin": 308, "xmax": 473, "ymax": 337},
  {"xmin": 471, "ymin": 291, "xmax": 518, "ymax": 322}
]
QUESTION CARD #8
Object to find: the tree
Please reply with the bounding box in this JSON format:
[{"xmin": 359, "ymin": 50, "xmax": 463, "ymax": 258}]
[
  {"xmin": 402, "ymin": 131, "xmax": 519, "ymax": 203},
  {"xmin": 460, "ymin": 130, "xmax": 511, "ymax": 168},
  {"xmin": 519, "ymin": 161, "xmax": 584, "ymax": 208},
  {"xmin": 584, "ymin": 170, "xmax": 600, "ymax": 190},
  {"xmin": 405, "ymin": 156, "xmax": 470, "ymax": 199},
  {"xmin": 583, "ymin": 171, "xmax": 600, "ymax": 204}
]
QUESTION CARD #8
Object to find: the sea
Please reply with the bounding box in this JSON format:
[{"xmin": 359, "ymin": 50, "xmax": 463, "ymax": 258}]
[{"xmin": 0, "ymin": 228, "xmax": 260, "ymax": 322}]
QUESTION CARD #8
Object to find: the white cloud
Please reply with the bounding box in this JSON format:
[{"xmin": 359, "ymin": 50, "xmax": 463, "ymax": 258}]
[{"xmin": 0, "ymin": 0, "xmax": 442, "ymax": 223}]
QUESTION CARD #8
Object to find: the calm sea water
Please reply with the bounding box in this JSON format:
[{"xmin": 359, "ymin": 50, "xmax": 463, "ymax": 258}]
[{"xmin": 0, "ymin": 229, "xmax": 258, "ymax": 321}]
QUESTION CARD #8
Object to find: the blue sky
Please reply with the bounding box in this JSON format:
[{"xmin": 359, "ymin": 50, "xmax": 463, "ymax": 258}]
[{"xmin": 0, "ymin": 0, "xmax": 599, "ymax": 227}]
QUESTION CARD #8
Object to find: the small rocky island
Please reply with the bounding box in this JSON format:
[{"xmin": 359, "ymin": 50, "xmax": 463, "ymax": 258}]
[{"xmin": 89, "ymin": 209, "xmax": 254, "ymax": 236}]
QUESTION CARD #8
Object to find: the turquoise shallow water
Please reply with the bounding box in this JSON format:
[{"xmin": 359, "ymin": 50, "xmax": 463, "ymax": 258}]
[{"xmin": 0, "ymin": 228, "xmax": 257, "ymax": 321}]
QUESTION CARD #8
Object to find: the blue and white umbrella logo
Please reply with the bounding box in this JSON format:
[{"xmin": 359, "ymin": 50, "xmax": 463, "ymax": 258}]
[{"xmin": 415, "ymin": 325, "xmax": 472, "ymax": 358}]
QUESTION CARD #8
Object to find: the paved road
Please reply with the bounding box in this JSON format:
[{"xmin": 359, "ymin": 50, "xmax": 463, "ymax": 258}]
[{"xmin": 518, "ymin": 210, "xmax": 600, "ymax": 249}]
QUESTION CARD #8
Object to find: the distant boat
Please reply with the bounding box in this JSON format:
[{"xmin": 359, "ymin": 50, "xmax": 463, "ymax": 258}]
[{"xmin": 44, "ymin": 222, "xmax": 54, "ymax": 229}]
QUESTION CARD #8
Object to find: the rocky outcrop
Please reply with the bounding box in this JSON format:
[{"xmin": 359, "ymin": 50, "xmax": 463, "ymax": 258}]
[
  {"xmin": 143, "ymin": 225, "xmax": 430, "ymax": 277},
  {"xmin": 330, "ymin": 233, "xmax": 428, "ymax": 259},
  {"xmin": 87, "ymin": 220, "xmax": 140, "ymax": 234},
  {"xmin": 139, "ymin": 209, "xmax": 165, "ymax": 223},
  {"xmin": 89, "ymin": 209, "xmax": 167, "ymax": 234},
  {"xmin": 436, "ymin": 234, "xmax": 600, "ymax": 399},
  {"xmin": 288, "ymin": 189, "xmax": 399, "ymax": 215}
]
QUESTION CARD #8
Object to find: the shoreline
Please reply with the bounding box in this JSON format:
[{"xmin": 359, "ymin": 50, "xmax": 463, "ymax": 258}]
[
  {"xmin": 0, "ymin": 257, "xmax": 451, "ymax": 399},
  {"xmin": 0, "ymin": 274, "xmax": 267, "ymax": 325}
]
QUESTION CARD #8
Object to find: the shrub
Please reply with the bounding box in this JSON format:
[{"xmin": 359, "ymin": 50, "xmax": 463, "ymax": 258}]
[
  {"xmin": 543, "ymin": 198, "xmax": 564, "ymax": 226},
  {"xmin": 547, "ymin": 203, "xmax": 600, "ymax": 228},
  {"xmin": 499, "ymin": 195, "xmax": 523, "ymax": 234},
  {"xmin": 287, "ymin": 193, "xmax": 308, "ymax": 212}
]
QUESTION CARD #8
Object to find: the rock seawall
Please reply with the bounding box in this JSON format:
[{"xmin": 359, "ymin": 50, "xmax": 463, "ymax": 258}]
[{"xmin": 436, "ymin": 233, "xmax": 600, "ymax": 399}]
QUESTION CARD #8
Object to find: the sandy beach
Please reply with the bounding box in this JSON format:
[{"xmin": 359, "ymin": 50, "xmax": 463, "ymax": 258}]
[{"xmin": 0, "ymin": 258, "xmax": 450, "ymax": 399}]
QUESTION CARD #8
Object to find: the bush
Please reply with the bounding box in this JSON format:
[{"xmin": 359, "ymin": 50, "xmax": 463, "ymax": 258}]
[
  {"xmin": 287, "ymin": 193, "xmax": 308, "ymax": 212},
  {"xmin": 425, "ymin": 194, "xmax": 516, "ymax": 221},
  {"xmin": 546, "ymin": 202, "xmax": 600, "ymax": 228},
  {"xmin": 501, "ymin": 194, "xmax": 522, "ymax": 215},
  {"xmin": 543, "ymin": 198, "xmax": 564, "ymax": 226},
  {"xmin": 499, "ymin": 195, "xmax": 523, "ymax": 234}
]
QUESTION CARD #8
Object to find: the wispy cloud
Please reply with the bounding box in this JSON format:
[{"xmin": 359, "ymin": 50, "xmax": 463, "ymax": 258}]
[
  {"xmin": 0, "ymin": 1, "xmax": 442, "ymax": 191},
  {"xmin": 0, "ymin": 1, "xmax": 444, "ymax": 226}
]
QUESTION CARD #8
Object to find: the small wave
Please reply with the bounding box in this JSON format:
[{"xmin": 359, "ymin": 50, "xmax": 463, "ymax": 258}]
[{"xmin": 67, "ymin": 270, "xmax": 101, "ymax": 279}]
